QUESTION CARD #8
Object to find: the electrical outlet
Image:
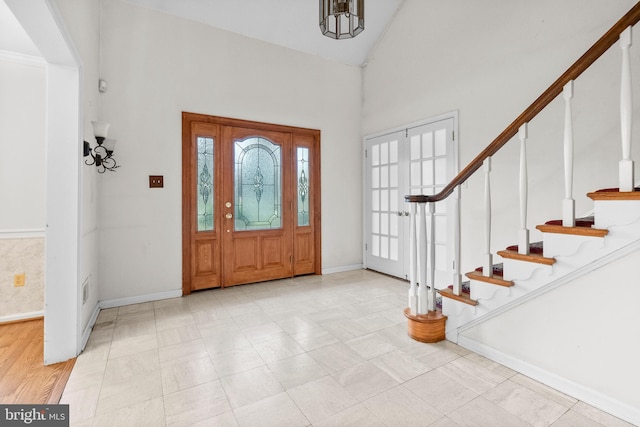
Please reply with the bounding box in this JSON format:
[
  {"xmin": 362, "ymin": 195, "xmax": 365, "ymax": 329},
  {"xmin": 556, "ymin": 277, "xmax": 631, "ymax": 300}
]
[
  {"xmin": 14, "ymin": 273, "xmax": 25, "ymax": 287},
  {"xmin": 149, "ymin": 175, "xmax": 164, "ymax": 188}
]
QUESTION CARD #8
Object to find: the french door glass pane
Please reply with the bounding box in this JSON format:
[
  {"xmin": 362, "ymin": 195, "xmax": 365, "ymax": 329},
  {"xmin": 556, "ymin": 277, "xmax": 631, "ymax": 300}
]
[
  {"xmin": 197, "ymin": 136, "xmax": 214, "ymax": 231},
  {"xmin": 297, "ymin": 147, "xmax": 310, "ymax": 226},
  {"xmin": 234, "ymin": 137, "xmax": 281, "ymax": 230}
]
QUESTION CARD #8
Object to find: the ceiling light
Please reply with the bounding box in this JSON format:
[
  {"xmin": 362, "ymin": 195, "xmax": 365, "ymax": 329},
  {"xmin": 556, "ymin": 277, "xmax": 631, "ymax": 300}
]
[{"xmin": 320, "ymin": 0, "xmax": 364, "ymax": 40}]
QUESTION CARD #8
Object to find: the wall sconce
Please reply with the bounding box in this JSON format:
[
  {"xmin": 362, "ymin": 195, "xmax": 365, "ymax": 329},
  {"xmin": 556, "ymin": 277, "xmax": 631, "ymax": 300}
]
[{"xmin": 84, "ymin": 121, "xmax": 119, "ymax": 173}]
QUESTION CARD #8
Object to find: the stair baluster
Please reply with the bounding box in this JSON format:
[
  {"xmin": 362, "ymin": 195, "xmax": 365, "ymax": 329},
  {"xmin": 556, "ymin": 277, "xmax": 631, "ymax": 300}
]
[
  {"xmin": 563, "ymin": 81, "xmax": 576, "ymax": 226},
  {"xmin": 417, "ymin": 202, "xmax": 428, "ymax": 314},
  {"xmin": 408, "ymin": 202, "xmax": 418, "ymax": 315},
  {"xmin": 483, "ymin": 157, "xmax": 493, "ymax": 277},
  {"xmin": 518, "ymin": 124, "xmax": 530, "ymax": 254},
  {"xmin": 619, "ymin": 26, "xmax": 634, "ymax": 192},
  {"xmin": 452, "ymin": 187, "xmax": 462, "ymax": 295},
  {"xmin": 427, "ymin": 202, "xmax": 437, "ymax": 311}
]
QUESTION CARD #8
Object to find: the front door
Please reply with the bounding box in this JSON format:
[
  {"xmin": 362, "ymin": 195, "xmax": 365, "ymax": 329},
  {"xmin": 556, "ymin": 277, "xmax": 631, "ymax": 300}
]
[{"xmin": 182, "ymin": 113, "xmax": 321, "ymax": 293}]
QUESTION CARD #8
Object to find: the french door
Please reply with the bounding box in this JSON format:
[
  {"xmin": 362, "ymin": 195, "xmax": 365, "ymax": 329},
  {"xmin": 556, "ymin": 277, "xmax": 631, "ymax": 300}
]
[
  {"xmin": 182, "ymin": 113, "xmax": 321, "ymax": 293},
  {"xmin": 365, "ymin": 116, "xmax": 458, "ymax": 288}
]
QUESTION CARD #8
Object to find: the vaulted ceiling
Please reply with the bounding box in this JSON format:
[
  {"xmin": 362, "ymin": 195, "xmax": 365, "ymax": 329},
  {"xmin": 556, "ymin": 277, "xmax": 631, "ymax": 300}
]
[{"xmin": 1, "ymin": 0, "xmax": 405, "ymax": 67}]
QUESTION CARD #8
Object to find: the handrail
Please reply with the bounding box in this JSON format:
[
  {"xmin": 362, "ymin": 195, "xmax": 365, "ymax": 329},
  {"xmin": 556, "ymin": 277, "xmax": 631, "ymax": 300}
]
[{"xmin": 406, "ymin": 1, "xmax": 640, "ymax": 204}]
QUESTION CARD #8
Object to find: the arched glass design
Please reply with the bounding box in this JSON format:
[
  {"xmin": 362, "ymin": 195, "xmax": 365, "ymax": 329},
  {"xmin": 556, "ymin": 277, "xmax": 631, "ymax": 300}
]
[
  {"xmin": 234, "ymin": 137, "xmax": 281, "ymax": 230},
  {"xmin": 197, "ymin": 136, "xmax": 214, "ymax": 231}
]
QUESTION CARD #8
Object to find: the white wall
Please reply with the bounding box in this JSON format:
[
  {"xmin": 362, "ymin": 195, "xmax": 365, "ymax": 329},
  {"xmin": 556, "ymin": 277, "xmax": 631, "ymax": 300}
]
[
  {"xmin": 0, "ymin": 56, "xmax": 46, "ymax": 320},
  {"xmin": 460, "ymin": 247, "xmax": 640, "ymax": 424},
  {"xmin": 54, "ymin": 0, "xmax": 102, "ymax": 343},
  {"xmin": 363, "ymin": 0, "xmax": 640, "ymax": 274},
  {"xmin": 0, "ymin": 57, "xmax": 46, "ymax": 231},
  {"xmin": 95, "ymin": 0, "xmax": 363, "ymax": 301}
]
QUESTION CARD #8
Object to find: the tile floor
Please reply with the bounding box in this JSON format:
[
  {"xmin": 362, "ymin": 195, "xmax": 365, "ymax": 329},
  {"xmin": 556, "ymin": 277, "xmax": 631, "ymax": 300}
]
[{"xmin": 61, "ymin": 270, "xmax": 632, "ymax": 426}]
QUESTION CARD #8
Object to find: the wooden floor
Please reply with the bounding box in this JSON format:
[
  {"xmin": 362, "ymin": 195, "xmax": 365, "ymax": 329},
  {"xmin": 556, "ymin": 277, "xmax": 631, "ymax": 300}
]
[{"xmin": 0, "ymin": 318, "xmax": 75, "ymax": 404}]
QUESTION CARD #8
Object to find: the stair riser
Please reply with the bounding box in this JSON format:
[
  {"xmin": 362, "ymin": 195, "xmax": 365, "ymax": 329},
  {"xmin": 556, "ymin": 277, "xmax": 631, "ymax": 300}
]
[
  {"xmin": 541, "ymin": 233, "xmax": 605, "ymax": 258},
  {"xmin": 593, "ymin": 200, "xmax": 640, "ymax": 229},
  {"xmin": 501, "ymin": 258, "xmax": 552, "ymax": 282}
]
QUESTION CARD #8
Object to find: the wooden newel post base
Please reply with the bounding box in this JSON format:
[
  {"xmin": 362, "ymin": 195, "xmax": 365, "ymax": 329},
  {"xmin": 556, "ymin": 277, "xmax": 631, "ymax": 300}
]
[{"xmin": 403, "ymin": 308, "xmax": 447, "ymax": 343}]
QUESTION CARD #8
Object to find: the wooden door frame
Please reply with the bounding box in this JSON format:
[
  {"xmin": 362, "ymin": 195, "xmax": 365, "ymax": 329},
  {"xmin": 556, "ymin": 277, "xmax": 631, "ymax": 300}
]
[{"xmin": 182, "ymin": 112, "xmax": 322, "ymax": 295}]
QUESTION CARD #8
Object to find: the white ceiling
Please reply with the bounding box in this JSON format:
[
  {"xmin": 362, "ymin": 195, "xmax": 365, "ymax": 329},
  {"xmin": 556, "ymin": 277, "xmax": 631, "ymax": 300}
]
[
  {"xmin": 0, "ymin": 0, "xmax": 41, "ymax": 57},
  {"xmin": 1, "ymin": 0, "xmax": 404, "ymax": 66},
  {"xmin": 124, "ymin": 0, "xmax": 404, "ymax": 66}
]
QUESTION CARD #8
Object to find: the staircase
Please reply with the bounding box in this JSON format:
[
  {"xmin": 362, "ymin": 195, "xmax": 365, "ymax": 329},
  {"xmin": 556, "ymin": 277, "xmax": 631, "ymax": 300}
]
[
  {"xmin": 441, "ymin": 189, "xmax": 640, "ymax": 339},
  {"xmin": 402, "ymin": 4, "xmax": 640, "ymax": 424}
]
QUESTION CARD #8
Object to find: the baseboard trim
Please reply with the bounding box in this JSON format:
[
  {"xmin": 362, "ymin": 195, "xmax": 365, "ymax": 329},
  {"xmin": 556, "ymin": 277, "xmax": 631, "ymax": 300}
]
[
  {"xmin": 322, "ymin": 264, "xmax": 363, "ymax": 275},
  {"xmin": 99, "ymin": 289, "xmax": 183, "ymax": 310},
  {"xmin": 457, "ymin": 335, "xmax": 640, "ymax": 426},
  {"xmin": 80, "ymin": 303, "xmax": 101, "ymax": 352},
  {"xmin": 0, "ymin": 311, "xmax": 45, "ymax": 325}
]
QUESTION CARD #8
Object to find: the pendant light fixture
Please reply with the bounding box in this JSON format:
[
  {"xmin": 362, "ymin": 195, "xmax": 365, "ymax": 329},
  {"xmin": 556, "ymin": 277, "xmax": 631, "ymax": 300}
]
[{"xmin": 319, "ymin": 0, "xmax": 364, "ymax": 40}]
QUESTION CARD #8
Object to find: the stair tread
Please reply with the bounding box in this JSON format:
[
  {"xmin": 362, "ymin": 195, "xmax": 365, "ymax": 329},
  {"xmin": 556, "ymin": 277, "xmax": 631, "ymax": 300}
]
[
  {"xmin": 536, "ymin": 223, "xmax": 608, "ymax": 237},
  {"xmin": 497, "ymin": 248, "xmax": 556, "ymax": 265},
  {"xmin": 545, "ymin": 216, "xmax": 594, "ymax": 227},
  {"xmin": 439, "ymin": 288, "xmax": 478, "ymax": 306},
  {"xmin": 588, "ymin": 188, "xmax": 640, "ymax": 200},
  {"xmin": 466, "ymin": 268, "xmax": 514, "ymax": 287}
]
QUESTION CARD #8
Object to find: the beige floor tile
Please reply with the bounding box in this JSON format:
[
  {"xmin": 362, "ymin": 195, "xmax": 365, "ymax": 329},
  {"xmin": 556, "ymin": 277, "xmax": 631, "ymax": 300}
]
[
  {"xmin": 552, "ymin": 409, "xmax": 604, "ymax": 427},
  {"xmin": 163, "ymin": 380, "xmax": 231, "ymax": 427},
  {"xmin": 313, "ymin": 404, "xmax": 386, "ymax": 427},
  {"xmin": 289, "ymin": 327, "xmax": 340, "ymax": 352},
  {"xmin": 158, "ymin": 338, "xmax": 208, "ymax": 367},
  {"xmin": 220, "ymin": 365, "xmax": 284, "ymax": 409},
  {"xmin": 95, "ymin": 369, "xmax": 163, "ymax": 415},
  {"xmin": 570, "ymin": 401, "xmax": 635, "ymax": 426},
  {"xmin": 438, "ymin": 356, "xmax": 508, "ymax": 394},
  {"xmin": 118, "ymin": 302, "xmax": 155, "ymax": 315},
  {"xmin": 109, "ymin": 332, "xmax": 158, "ymax": 359},
  {"xmin": 252, "ymin": 335, "xmax": 305, "ymax": 364},
  {"xmin": 463, "ymin": 352, "xmax": 517, "ymax": 379},
  {"xmin": 96, "ymin": 307, "xmax": 118, "ymax": 324},
  {"xmin": 156, "ymin": 325, "xmax": 202, "ymax": 348},
  {"xmin": 103, "ymin": 349, "xmax": 159, "ymax": 384},
  {"xmin": 155, "ymin": 312, "xmax": 196, "ymax": 332},
  {"xmin": 483, "ymin": 379, "xmax": 570, "ymax": 426},
  {"xmin": 511, "ymin": 374, "xmax": 578, "ymax": 408},
  {"xmin": 287, "ymin": 376, "xmax": 358, "ymax": 423},
  {"xmin": 324, "ymin": 319, "xmax": 369, "ymax": 342},
  {"xmin": 363, "ymin": 385, "xmax": 443, "ymax": 426},
  {"xmin": 332, "ymin": 361, "xmax": 400, "ymax": 401},
  {"xmin": 63, "ymin": 358, "xmax": 107, "ymax": 393},
  {"xmin": 344, "ymin": 332, "xmax": 397, "ymax": 360},
  {"xmin": 275, "ymin": 315, "xmax": 319, "ymax": 334},
  {"xmin": 447, "ymin": 396, "xmax": 530, "ymax": 426},
  {"xmin": 267, "ymin": 352, "xmax": 328, "ymax": 390},
  {"xmin": 201, "ymin": 326, "xmax": 252, "ymax": 355},
  {"xmin": 308, "ymin": 342, "xmax": 365, "ymax": 373},
  {"xmin": 189, "ymin": 411, "xmax": 239, "ymax": 427},
  {"xmin": 60, "ymin": 385, "xmax": 101, "ymax": 423},
  {"xmin": 404, "ymin": 368, "xmax": 478, "ymax": 414},
  {"xmin": 369, "ymin": 349, "xmax": 432, "ymax": 383},
  {"xmin": 241, "ymin": 322, "xmax": 287, "ymax": 344},
  {"xmin": 209, "ymin": 347, "xmax": 265, "ymax": 377},
  {"xmin": 233, "ymin": 392, "xmax": 309, "ymax": 427},
  {"xmin": 161, "ymin": 356, "xmax": 218, "ymax": 394},
  {"xmin": 93, "ymin": 397, "xmax": 166, "ymax": 427}
]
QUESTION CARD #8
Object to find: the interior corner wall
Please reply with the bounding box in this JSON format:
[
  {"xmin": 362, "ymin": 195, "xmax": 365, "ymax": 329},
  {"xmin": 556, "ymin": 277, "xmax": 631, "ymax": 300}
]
[
  {"xmin": 53, "ymin": 0, "xmax": 101, "ymax": 341},
  {"xmin": 362, "ymin": 0, "xmax": 640, "ymax": 275},
  {"xmin": 96, "ymin": 0, "xmax": 363, "ymax": 301},
  {"xmin": 0, "ymin": 57, "xmax": 46, "ymax": 320}
]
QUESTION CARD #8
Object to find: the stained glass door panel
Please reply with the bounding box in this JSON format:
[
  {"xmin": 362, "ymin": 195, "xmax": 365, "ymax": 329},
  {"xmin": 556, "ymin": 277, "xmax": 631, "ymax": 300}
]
[{"xmin": 222, "ymin": 126, "xmax": 294, "ymax": 286}]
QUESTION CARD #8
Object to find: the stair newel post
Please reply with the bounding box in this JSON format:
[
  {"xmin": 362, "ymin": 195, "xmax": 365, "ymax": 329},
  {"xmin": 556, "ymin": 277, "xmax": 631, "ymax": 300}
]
[
  {"xmin": 452, "ymin": 186, "xmax": 462, "ymax": 296},
  {"xmin": 408, "ymin": 202, "xmax": 418, "ymax": 315},
  {"xmin": 417, "ymin": 202, "xmax": 429, "ymax": 314},
  {"xmin": 483, "ymin": 157, "xmax": 493, "ymax": 277},
  {"xmin": 563, "ymin": 81, "xmax": 576, "ymax": 226},
  {"xmin": 620, "ymin": 26, "xmax": 635, "ymax": 192},
  {"xmin": 427, "ymin": 202, "xmax": 437, "ymax": 311},
  {"xmin": 518, "ymin": 123, "xmax": 530, "ymax": 254}
]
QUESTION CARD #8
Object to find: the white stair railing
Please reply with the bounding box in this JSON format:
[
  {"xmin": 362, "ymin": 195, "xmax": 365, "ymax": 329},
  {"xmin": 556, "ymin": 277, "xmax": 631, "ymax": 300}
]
[
  {"xmin": 563, "ymin": 81, "xmax": 576, "ymax": 226},
  {"xmin": 408, "ymin": 202, "xmax": 418, "ymax": 315},
  {"xmin": 483, "ymin": 157, "xmax": 493, "ymax": 276},
  {"xmin": 452, "ymin": 187, "xmax": 462, "ymax": 295},
  {"xmin": 518, "ymin": 124, "xmax": 530, "ymax": 254},
  {"xmin": 620, "ymin": 26, "xmax": 635, "ymax": 192},
  {"xmin": 417, "ymin": 202, "xmax": 428, "ymax": 314}
]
